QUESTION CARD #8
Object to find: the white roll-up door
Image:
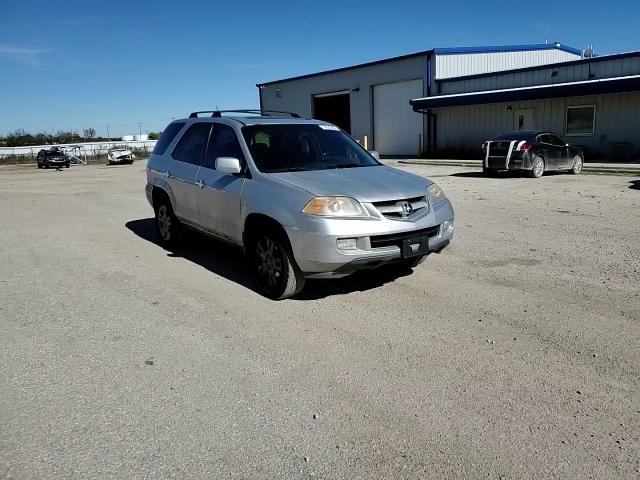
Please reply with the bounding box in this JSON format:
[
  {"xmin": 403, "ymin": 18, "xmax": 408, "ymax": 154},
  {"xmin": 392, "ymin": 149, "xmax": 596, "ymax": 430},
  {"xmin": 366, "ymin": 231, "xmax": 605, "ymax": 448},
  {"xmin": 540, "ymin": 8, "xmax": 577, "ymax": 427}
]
[{"xmin": 373, "ymin": 79, "xmax": 424, "ymax": 156}]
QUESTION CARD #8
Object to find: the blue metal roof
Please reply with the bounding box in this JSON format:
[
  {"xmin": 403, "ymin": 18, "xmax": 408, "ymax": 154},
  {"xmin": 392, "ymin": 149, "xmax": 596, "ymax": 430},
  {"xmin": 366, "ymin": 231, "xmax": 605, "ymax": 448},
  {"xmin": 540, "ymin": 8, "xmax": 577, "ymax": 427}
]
[{"xmin": 434, "ymin": 42, "xmax": 583, "ymax": 56}]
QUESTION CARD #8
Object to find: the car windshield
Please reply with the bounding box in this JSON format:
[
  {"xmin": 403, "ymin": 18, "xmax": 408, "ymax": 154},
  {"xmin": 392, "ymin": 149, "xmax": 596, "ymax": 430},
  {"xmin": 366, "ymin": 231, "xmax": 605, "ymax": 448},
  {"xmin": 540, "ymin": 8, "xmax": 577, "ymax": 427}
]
[{"xmin": 241, "ymin": 124, "xmax": 381, "ymax": 173}]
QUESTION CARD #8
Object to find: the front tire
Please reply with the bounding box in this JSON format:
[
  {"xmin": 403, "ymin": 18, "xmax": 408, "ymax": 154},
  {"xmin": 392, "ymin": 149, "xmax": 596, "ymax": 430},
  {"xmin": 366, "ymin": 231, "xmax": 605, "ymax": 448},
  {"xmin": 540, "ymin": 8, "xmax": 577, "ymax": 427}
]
[
  {"xmin": 154, "ymin": 199, "xmax": 181, "ymax": 248},
  {"xmin": 65, "ymin": 162, "xmax": 70, "ymax": 168},
  {"xmin": 44, "ymin": 161, "xmax": 50, "ymax": 169},
  {"xmin": 569, "ymin": 155, "xmax": 583, "ymax": 174},
  {"xmin": 252, "ymin": 228, "xmax": 305, "ymax": 300},
  {"xmin": 529, "ymin": 156, "xmax": 545, "ymax": 178}
]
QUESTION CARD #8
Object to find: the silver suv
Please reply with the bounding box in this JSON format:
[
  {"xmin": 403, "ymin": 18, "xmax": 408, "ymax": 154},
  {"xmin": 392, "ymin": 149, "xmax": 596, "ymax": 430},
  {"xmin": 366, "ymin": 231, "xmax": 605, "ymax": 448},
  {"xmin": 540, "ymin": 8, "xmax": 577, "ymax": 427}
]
[{"xmin": 146, "ymin": 110, "xmax": 454, "ymax": 299}]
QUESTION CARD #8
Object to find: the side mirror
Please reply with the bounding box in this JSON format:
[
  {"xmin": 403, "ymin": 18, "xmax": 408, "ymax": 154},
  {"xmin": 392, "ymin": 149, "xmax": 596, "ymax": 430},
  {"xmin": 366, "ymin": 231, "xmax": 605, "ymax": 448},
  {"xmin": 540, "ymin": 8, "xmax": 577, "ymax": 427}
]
[
  {"xmin": 369, "ymin": 150, "xmax": 380, "ymax": 161},
  {"xmin": 215, "ymin": 157, "xmax": 242, "ymax": 175}
]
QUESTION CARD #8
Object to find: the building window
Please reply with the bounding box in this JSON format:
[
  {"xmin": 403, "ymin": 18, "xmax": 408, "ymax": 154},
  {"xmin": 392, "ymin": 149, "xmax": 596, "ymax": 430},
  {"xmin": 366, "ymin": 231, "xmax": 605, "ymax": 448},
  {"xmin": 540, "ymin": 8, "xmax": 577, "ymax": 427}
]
[{"xmin": 566, "ymin": 105, "xmax": 595, "ymax": 136}]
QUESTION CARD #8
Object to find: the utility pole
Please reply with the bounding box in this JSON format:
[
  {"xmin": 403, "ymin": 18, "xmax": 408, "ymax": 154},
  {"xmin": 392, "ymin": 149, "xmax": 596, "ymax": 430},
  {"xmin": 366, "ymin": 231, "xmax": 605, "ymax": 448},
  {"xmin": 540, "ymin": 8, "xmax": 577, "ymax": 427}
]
[
  {"xmin": 137, "ymin": 121, "xmax": 143, "ymax": 138},
  {"xmin": 106, "ymin": 125, "xmax": 110, "ymax": 143}
]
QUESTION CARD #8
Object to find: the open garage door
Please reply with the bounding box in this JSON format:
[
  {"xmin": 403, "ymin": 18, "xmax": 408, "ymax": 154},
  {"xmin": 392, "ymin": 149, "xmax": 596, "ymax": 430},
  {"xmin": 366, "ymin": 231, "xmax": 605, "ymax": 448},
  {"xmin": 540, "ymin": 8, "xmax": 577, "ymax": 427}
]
[
  {"xmin": 313, "ymin": 91, "xmax": 351, "ymax": 134},
  {"xmin": 373, "ymin": 79, "xmax": 424, "ymax": 156}
]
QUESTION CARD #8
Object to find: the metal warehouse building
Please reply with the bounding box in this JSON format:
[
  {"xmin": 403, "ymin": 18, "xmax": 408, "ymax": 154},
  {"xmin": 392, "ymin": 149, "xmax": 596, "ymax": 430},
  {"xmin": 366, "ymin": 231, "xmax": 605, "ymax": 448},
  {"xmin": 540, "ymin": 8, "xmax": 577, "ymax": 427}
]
[
  {"xmin": 257, "ymin": 43, "xmax": 584, "ymax": 156},
  {"xmin": 258, "ymin": 43, "xmax": 640, "ymax": 160},
  {"xmin": 411, "ymin": 50, "xmax": 640, "ymax": 159}
]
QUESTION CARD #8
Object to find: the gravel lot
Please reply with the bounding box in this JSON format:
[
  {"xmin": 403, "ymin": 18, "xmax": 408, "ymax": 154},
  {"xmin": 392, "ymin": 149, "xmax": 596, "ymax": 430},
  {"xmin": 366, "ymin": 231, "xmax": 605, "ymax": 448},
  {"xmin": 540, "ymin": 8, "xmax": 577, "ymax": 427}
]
[{"xmin": 1, "ymin": 161, "xmax": 639, "ymax": 479}]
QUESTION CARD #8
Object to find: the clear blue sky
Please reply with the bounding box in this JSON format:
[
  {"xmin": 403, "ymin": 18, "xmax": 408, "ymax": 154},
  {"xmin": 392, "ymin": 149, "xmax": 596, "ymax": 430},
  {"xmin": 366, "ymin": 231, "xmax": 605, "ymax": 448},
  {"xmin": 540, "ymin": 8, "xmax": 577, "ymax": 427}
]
[{"xmin": 1, "ymin": 0, "xmax": 638, "ymax": 137}]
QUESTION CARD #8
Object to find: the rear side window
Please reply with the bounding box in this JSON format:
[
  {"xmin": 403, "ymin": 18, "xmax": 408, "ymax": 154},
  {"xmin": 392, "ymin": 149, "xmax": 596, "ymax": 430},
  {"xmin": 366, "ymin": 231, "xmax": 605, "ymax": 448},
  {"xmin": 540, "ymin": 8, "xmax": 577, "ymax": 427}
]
[
  {"xmin": 205, "ymin": 124, "xmax": 245, "ymax": 169},
  {"xmin": 152, "ymin": 122, "xmax": 185, "ymax": 155},
  {"xmin": 549, "ymin": 134, "xmax": 566, "ymax": 147},
  {"xmin": 172, "ymin": 123, "xmax": 212, "ymax": 166}
]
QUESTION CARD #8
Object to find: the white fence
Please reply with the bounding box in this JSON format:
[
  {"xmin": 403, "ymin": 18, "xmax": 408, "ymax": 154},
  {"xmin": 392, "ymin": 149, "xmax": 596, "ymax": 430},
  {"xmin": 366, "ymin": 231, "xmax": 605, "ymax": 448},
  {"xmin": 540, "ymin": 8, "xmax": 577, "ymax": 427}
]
[{"xmin": 0, "ymin": 140, "xmax": 158, "ymax": 159}]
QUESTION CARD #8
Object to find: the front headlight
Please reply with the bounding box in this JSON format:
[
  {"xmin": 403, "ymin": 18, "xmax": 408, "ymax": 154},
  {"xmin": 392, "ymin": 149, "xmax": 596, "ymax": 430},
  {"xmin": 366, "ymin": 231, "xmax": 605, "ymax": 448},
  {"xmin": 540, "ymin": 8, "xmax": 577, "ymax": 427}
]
[
  {"xmin": 427, "ymin": 183, "xmax": 447, "ymax": 206},
  {"xmin": 301, "ymin": 196, "xmax": 367, "ymax": 217}
]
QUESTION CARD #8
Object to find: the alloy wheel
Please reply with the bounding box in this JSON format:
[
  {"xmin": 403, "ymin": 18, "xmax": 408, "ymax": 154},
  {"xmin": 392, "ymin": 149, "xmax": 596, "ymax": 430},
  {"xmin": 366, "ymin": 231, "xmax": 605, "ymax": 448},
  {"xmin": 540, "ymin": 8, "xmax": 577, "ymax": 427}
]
[
  {"xmin": 572, "ymin": 156, "xmax": 583, "ymax": 174},
  {"xmin": 532, "ymin": 157, "xmax": 544, "ymax": 178},
  {"xmin": 256, "ymin": 236, "xmax": 284, "ymax": 290},
  {"xmin": 157, "ymin": 205, "xmax": 172, "ymax": 241}
]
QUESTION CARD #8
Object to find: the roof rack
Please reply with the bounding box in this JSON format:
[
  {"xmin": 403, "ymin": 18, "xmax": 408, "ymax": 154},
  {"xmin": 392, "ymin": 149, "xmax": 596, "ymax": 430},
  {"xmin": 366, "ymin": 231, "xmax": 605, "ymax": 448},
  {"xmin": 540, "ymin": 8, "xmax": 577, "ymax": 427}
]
[{"xmin": 188, "ymin": 109, "xmax": 302, "ymax": 118}]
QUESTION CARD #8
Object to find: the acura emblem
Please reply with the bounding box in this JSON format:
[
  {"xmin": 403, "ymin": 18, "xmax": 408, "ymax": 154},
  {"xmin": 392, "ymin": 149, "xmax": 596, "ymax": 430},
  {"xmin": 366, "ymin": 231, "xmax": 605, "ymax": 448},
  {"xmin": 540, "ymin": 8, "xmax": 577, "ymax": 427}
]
[{"xmin": 401, "ymin": 201, "xmax": 414, "ymax": 215}]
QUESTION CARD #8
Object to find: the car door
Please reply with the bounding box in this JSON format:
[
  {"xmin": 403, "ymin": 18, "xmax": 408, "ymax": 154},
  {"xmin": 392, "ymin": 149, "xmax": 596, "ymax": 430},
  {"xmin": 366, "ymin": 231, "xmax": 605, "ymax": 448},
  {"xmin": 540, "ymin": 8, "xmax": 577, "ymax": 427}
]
[
  {"xmin": 537, "ymin": 134, "xmax": 561, "ymax": 169},
  {"xmin": 168, "ymin": 122, "xmax": 212, "ymax": 224},
  {"xmin": 195, "ymin": 123, "xmax": 247, "ymax": 244},
  {"xmin": 549, "ymin": 134, "xmax": 571, "ymax": 168}
]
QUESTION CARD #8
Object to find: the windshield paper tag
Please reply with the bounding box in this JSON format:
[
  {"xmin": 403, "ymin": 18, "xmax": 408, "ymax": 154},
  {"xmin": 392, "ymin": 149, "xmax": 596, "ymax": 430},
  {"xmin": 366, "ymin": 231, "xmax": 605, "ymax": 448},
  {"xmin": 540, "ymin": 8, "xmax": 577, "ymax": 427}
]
[{"xmin": 319, "ymin": 125, "xmax": 340, "ymax": 131}]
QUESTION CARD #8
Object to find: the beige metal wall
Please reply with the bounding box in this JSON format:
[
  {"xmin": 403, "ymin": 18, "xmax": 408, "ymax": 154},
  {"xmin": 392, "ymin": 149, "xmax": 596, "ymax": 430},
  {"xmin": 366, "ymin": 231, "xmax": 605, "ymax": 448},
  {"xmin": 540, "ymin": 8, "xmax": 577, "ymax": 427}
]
[
  {"xmin": 259, "ymin": 55, "xmax": 429, "ymax": 152},
  {"xmin": 435, "ymin": 49, "xmax": 580, "ymax": 80},
  {"xmin": 436, "ymin": 92, "xmax": 640, "ymax": 158}
]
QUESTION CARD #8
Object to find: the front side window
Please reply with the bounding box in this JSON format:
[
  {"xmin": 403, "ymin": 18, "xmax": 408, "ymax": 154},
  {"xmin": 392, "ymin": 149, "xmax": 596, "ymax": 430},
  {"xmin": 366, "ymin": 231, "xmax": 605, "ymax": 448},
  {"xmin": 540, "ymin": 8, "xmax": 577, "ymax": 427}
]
[
  {"xmin": 566, "ymin": 106, "xmax": 595, "ymax": 136},
  {"xmin": 205, "ymin": 124, "xmax": 245, "ymax": 169},
  {"xmin": 153, "ymin": 122, "xmax": 185, "ymax": 155},
  {"xmin": 241, "ymin": 124, "xmax": 380, "ymax": 173},
  {"xmin": 171, "ymin": 123, "xmax": 212, "ymax": 166}
]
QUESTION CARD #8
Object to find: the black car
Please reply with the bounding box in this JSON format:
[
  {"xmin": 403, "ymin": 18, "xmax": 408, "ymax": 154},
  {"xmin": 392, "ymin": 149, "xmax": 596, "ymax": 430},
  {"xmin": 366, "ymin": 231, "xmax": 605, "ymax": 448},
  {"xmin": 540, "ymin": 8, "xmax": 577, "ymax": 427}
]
[
  {"xmin": 481, "ymin": 131, "xmax": 584, "ymax": 178},
  {"xmin": 37, "ymin": 147, "xmax": 70, "ymax": 169}
]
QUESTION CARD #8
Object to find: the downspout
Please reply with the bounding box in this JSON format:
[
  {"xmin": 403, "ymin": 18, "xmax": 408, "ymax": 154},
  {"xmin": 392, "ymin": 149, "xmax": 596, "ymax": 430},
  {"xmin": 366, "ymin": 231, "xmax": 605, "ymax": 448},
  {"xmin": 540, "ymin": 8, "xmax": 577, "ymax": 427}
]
[
  {"xmin": 257, "ymin": 84, "xmax": 264, "ymax": 113},
  {"xmin": 426, "ymin": 53, "xmax": 433, "ymax": 155}
]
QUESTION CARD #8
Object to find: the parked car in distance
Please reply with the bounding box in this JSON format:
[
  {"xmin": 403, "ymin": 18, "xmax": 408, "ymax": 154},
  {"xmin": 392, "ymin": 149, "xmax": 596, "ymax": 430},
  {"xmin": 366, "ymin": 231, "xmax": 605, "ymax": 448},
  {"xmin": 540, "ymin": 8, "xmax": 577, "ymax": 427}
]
[
  {"xmin": 481, "ymin": 131, "xmax": 584, "ymax": 178},
  {"xmin": 37, "ymin": 147, "xmax": 70, "ymax": 169},
  {"xmin": 145, "ymin": 110, "xmax": 455, "ymax": 299},
  {"xmin": 108, "ymin": 148, "xmax": 135, "ymax": 165}
]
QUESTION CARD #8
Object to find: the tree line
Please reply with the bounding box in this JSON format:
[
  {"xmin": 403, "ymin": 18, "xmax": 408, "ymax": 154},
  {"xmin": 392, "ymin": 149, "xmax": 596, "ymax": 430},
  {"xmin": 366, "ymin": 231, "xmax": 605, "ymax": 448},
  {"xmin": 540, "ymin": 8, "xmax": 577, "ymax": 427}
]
[{"xmin": 0, "ymin": 128, "xmax": 160, "ymax": 147}]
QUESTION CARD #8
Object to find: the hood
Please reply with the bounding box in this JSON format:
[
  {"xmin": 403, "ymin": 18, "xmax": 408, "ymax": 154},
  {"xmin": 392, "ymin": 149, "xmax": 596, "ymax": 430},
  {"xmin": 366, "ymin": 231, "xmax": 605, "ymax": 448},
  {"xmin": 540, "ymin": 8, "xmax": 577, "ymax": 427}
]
[{"xmin": 272, "ymin": 165, "xmax": 430, "ymax": 202}]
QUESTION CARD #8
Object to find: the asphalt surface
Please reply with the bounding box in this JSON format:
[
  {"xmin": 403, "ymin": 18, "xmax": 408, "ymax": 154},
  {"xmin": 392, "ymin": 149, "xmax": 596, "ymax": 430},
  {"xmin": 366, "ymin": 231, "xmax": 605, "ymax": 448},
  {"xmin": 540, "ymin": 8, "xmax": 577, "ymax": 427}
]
[{"xmin": 1, "ymin": 161, "xmax": 639, "ymax": 479}]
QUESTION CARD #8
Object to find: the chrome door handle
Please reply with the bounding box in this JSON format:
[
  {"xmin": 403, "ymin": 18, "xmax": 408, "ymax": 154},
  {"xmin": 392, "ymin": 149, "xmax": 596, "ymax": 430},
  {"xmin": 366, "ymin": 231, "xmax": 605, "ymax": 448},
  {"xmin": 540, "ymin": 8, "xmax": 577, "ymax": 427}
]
[{"xmin": 197, "ymin": 180, "xmax": 204, "ymax": 188}]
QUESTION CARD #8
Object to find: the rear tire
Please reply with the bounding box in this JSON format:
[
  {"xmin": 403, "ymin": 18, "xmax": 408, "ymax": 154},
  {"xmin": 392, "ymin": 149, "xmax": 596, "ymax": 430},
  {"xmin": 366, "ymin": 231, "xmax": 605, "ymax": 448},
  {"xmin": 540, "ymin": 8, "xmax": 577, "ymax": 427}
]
[
  {"xmin": 569, "ymin": 155, "xmax": 583, "ymax": 174},
  {"xmin": 65, "ymin": 162, "xmax": 70, "ymax": 168},
  {"xmin": 251, "ymin": 227, "xmax": 305, "ymax": 300},
  {"xmin": 37, "ymin": 162, "xmax": 42, "ymax": 169},
  {"xmin": 483, "ymin": 165, "xmax": 498, "ymax": 177},
  {"xmin": 154, "ymin": 198, "xmax": 182, "ymax": 248},
  {"xmin": 529, "ymin": 156, "xmax": 545, "ymax": 178}
]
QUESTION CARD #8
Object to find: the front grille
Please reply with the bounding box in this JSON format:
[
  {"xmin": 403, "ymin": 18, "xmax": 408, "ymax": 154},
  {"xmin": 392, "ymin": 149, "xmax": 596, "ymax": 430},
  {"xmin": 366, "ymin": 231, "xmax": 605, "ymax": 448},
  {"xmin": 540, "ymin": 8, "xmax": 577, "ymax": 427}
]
[
  {"xmin": 372, "ymin": 196, "xmax": 428, "ymax": 220},
  {"xmin": 370, "ymin": 226, "xmax": 440, "ymax": 249}
]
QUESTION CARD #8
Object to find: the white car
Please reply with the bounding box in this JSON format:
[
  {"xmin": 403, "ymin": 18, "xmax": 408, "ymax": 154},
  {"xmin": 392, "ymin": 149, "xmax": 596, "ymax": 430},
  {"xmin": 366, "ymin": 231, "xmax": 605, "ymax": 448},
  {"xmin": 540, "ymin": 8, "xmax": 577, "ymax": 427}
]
[{"xmin": 108, "ymin": 149, "xmax": 135, "ymax": 165}]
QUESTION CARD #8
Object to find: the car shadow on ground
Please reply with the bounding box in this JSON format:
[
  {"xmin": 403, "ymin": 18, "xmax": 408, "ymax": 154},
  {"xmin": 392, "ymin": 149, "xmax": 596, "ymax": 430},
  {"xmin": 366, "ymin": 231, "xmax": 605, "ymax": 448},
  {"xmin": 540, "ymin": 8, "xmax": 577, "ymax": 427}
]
[
  {"xmin": 629, "ymin": 180, "xmax": 640, "ymax": 190},
  {"xmin": 450, "ymin": 170, "xmax": 567, "ymax": 179},
  {"xmin": 125, "ymin": 218, "xmax": 411, "ymax": 301}
]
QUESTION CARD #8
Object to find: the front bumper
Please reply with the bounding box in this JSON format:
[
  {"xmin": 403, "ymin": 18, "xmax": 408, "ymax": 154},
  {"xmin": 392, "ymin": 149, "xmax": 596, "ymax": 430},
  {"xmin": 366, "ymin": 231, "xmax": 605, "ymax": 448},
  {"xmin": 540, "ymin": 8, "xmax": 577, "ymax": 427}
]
[{"xmin": 285, "ymin": 199, "xmax": 454, "ymax": 278}]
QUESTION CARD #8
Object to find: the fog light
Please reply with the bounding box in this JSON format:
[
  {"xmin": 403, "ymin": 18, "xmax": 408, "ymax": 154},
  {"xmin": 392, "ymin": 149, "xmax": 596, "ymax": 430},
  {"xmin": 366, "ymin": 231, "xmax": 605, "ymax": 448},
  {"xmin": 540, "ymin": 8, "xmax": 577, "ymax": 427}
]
[
  {"xmin": 443, "ymin": 219, "xmax": 454, "ymax": 232},
  {"xmin": 337, "ymin": 238, "xmax": 358, "ymax": 251}
]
